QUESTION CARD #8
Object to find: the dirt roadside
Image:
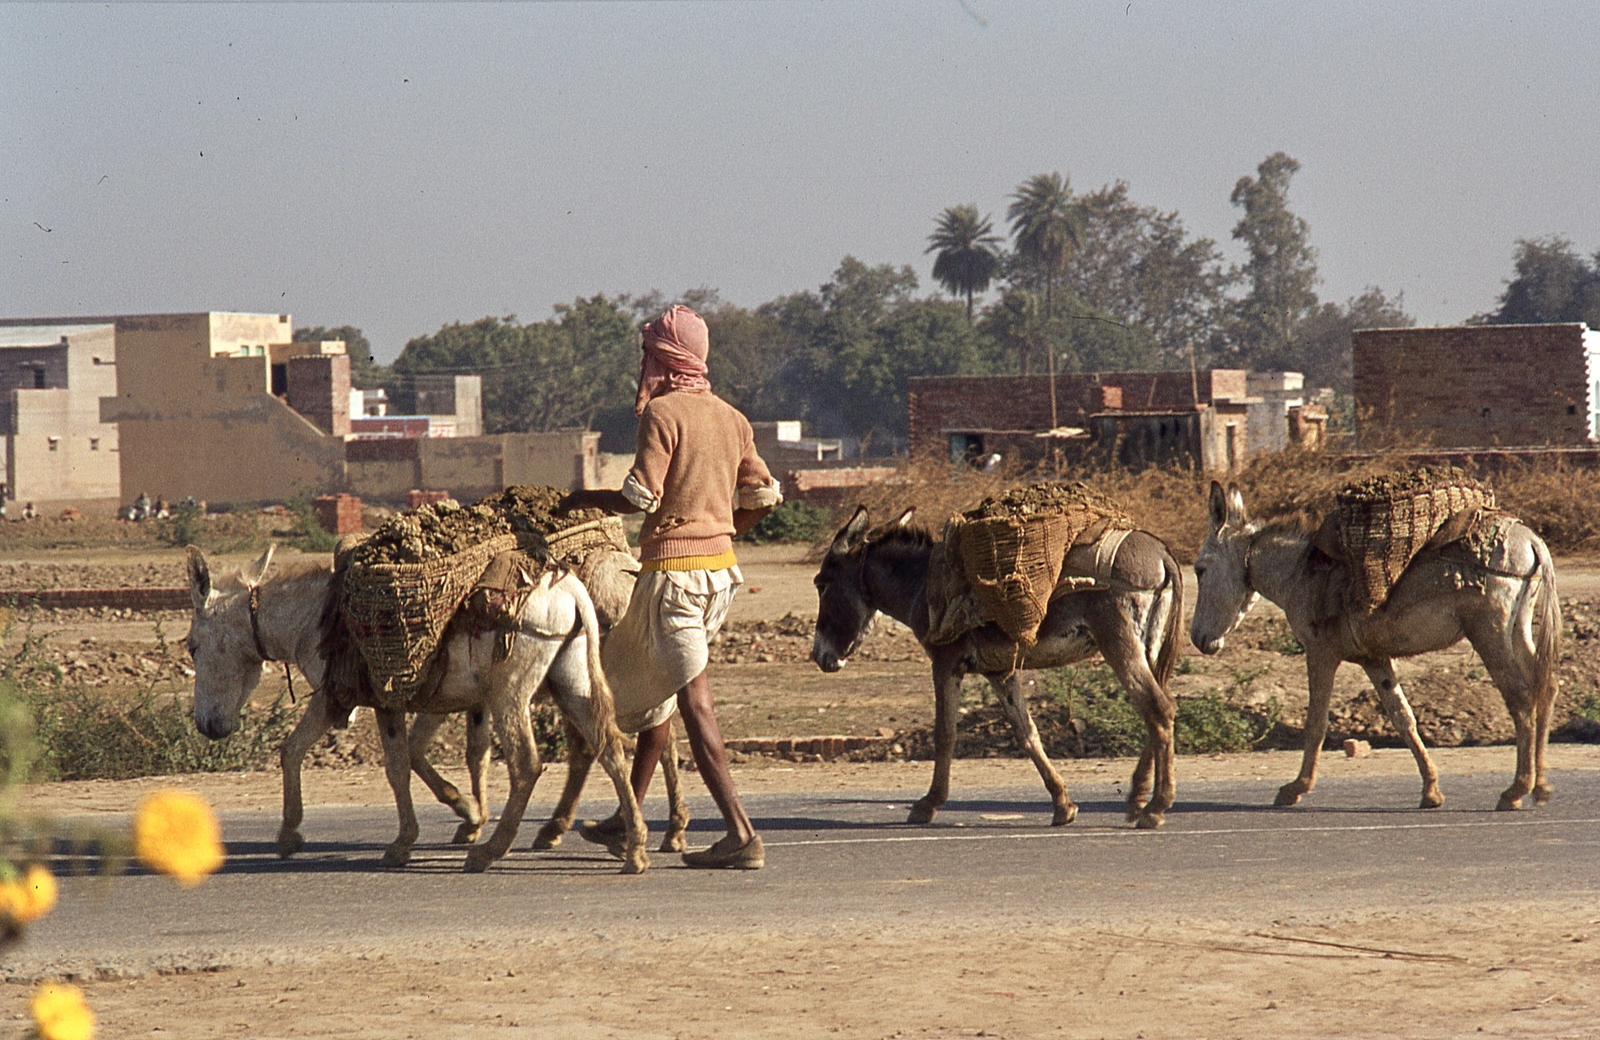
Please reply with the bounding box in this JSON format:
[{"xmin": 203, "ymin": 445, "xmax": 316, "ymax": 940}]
[{"xmin": 13, "ymin": 752, "xmax": 1600, "ymax": 1040}]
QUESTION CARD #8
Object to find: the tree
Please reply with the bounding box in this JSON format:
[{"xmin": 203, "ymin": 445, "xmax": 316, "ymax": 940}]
[
  {"xmin": 392, "ymin": 297, "xmax": 639, "ymax": 435},
  {"xmin": 1007, "ymin": 172, "xmax": 1084, "ymax": 321},
  {"xmin": 926, "ymin": 204, "xmax": 1003, "ymax": 321},
  {"xmin": 1063, "ymin": 182, "xmax": 1234, "ymax": 369},
  {"xmin": 1227, "ymin": 152, "xmax": 1321, "ymax": 369},
  {"xmin": 1296, "ymin": 286, "xmax": 1414, "ymax": 391},
  {"xmin": 293, "ymin": 325, "xmax": 388, "ymax": 389},
  {"xmin": 1476, "ymin": 236, "xmax": 1600, "ymax": 326},
  {"xmin": 762, "ymin": 257, "xmax": 986, "ymax": 452}
]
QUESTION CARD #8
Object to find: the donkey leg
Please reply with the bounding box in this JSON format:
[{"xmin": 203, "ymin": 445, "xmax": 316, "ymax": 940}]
[
  {"xmin": 465, "ymin": 690, "xmax": 545, "ymax": 872},
  {"xmin": 910, "ymin": 654, "xmax": 965, "ymax": 825},
  {"xmin": 659, "ymin": 716, "xmax": 690, "ymax": 853},
  {"xmin": 277, "ymin": 690, "xmax": 334, "ymax": 858},
  {"xmin": 1277, "ymin": 649, "xmax": 1340, "ymax": 807},
  {"xmin": 459, "ymin": 707, "xmax": 493, "ymax": 844},
  {"xmin": 375, "ymin": 707, "xmax": 420, "ymax": 867},
  {"xmin": 1485, "ymin": 659, "xmax": 1538, "ymax": 812},
  {"xmin": 1533, "ymin": 683, "xmax": 1556, "ymax": 806},
  {"xmin": 532, "ymin": 718, "xmax": 591, "ymax": 850},
  {"xmin": 1088, "ymin": 598, "xmax": 1175, "ymax": 829},
  {"xmin": 988, "ymin": 673, "xmax": 1075, "ymax": 825},
  {"xmin": 405, "ymin": 712, "xmax": 483, "ymax": 842},
  {"xmin": 1362, "ymin": 661, "xmax": 1442, "ymax": 809}
]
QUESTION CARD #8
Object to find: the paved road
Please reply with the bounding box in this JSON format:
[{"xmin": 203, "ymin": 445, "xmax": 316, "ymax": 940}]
[{"xmin": 13, "ymin": 771, "xmax": 1600, "ymax": 976}]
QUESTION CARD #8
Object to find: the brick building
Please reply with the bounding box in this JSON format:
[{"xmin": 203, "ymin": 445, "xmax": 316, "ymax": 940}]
[
  {"xmin": 1353, "ymin": 323, "xmax": 1600, "ymax": 449},
  {"xmin": 906, "ymin": 369, "xmax": 1270, "ymax": 473}
]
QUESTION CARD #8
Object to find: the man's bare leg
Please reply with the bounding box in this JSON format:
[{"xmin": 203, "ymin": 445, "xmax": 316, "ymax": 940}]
[
  {"xmin": 677, "ymin": 669, "xmax": 756, "ymax": 845},
  {"xmin": 579, "ymin": 718, "xmax": 672, "ymax": 851}
]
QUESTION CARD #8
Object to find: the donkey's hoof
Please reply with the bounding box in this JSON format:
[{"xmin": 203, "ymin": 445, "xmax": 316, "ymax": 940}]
[
  {"xmin": 463, "ymin": 848, "xmax": 494, "ymax": 873},
  {"xmin": 276, "ymin": 830, "xmax": 304, "ymax": 859},
  {"xmin": 620, "ymin": 852, "xmax": 650, "ymax": 875},
  {"xmin": 1274, "ymin": 785, "xmax": 1305, "ymax": 807},
  {"xmin": 530, "ymin": 821, "xmax": 567, "ymax": 850},
  {"xmin": 380, "ymin": 844, "xmax": 413, "ymax": 868},
  {"xmin": 907, "ymin": 802, "xmax": 937, "ymax": 825},
  {"xmin": 660, "ymin": 832, "xmax": 687, "ymax": 854},
  {"xmin": 1124, "ymin": 801, "xmax": 1148, "ymax": 823},
  {"xmin": 1053, "ymin": 804, "xmax": 1078, "ymax": 827},
  {"xmin": 1496, "ymin": 793, "xmax": 1526, "ymax": 812},
  {"xmin": 1134, "ymin": 812, "xmax": 1165, "ymax": 830},
  {"xmin": 1533, "ymin": 784, "xmax": 1554, "ymax": 806},
  {"xmin": 1419, "ymin": 789, "xmax": 1444, "ymax": 810},
  {"xmin": 451, "ymin": 822, "xmax": 483, "ymax": 845}
]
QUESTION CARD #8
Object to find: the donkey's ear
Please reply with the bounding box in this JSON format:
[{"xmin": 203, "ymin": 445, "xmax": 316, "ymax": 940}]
[
  {"xmin": 1207, "ymin": 481, "xmax": 1228, "ymax": 529},
  {"xmin": 1226, "ymin": 484, "xmax": 1248, "ymax": 526},
  {"xmin": 831, "ymin": 506, "xmax": 870, "ymax": 556},
  {"xmin": 892, "ymin": 507, "xmax": 915, "ymax": 528},
  {"xmin": 186, "ymin": 545, "xmax": 212, "ymax": 611},
  {"xmin": 243, "ymin": 543, "xmax": 276, "ymax": 587}
]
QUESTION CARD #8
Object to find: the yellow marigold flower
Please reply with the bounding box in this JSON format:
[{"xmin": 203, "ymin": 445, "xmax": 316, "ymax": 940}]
[
  {"xmin": 31, "ymin": 981, "xmax": 94, "ymax": 1040},
  {"xmin": 11, "ymin": 864, "xmax": 58, "ymax": 924},
  {"xmin": 133, "ymin": 789, "xmax": 224, "ymax": 887}
]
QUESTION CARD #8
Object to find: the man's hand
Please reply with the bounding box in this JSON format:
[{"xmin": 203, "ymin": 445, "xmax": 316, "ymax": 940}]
[
  {"xmin": 561, "ymin": 489, "xmax": 640, "ymax": 515},
  {"xmin": 733, "ymin": 506, "xmax": 774, "ymax": 538}
]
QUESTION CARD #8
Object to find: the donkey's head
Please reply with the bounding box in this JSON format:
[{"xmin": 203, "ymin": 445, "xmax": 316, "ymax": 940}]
[
  {"xmin": 1190, "ymin": 481, "xmax": 1259, "ymax": 655},
  {"xmin": 186, "ymin": 544, "xmax": 275, "ymax": 740},
  {"xmin": 810, "ymin": 506, "xmax": 920, "ymax": 672}
]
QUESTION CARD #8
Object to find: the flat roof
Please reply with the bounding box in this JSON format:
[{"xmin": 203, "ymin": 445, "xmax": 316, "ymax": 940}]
[{"xmin": 0, "ymin": 323, "xmax": 113, "ymax": 348}]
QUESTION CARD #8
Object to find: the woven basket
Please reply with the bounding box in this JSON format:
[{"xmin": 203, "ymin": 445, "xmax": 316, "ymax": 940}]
[
  {"xmin": 1336, "ymin": 475, "xmax": 1495, "ymax": 611},
  {"xmin": 545, "ymin": 516, "xmax": 629, "ymax": 566},
  {"xmin": 947, "ymin": 512, "xmax": 1072, "ymax": 647},
  {"xmin": 341, "ymin": 532, "xmax": 521, "ymax": 706}
]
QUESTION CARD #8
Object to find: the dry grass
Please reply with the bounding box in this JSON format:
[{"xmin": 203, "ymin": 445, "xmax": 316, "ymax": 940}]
[{"xmin": 821, "ymin": 451, "xmax": 1600, "ymax": 563}]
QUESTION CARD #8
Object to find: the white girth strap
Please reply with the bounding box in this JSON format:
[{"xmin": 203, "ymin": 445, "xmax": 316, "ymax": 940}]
[{"xmin": 1092, "ymin": 528, "xmax": 1133, "ymax": 585}]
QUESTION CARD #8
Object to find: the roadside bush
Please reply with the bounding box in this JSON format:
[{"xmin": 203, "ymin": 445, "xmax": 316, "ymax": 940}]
[
  {"xmin": 156, "ymin": 499, "xmax": 207, "ymax": 548},
  {"xmin": 1043, "ymin": 664, "xmax": 1280, "ymax": 756},
  {"xmin": 285, "ymin": 497, "xmax": 341, "ymax": 554},
  {"xmin": 3, "ymin": 628, "xmax": 293, "ymax": 781},
  {"xmin": 742, "ymin": 501, "xmax": 832, "ymax": 545}
]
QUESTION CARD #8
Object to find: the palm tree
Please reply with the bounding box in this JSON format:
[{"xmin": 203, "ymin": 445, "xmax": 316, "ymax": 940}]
[
  {"xmin": 926, "ymin": 204, "xmax": 1002, "ymax": 322},
  {"xmin": 1007, "ymin": 172, "xmax": 1082, "ymax": 320}
]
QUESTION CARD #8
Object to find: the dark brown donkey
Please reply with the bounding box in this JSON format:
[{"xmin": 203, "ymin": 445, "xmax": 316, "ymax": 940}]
[{"xmin": 810, "ymin": 507, "xmax": 1185, "ymax": 829}]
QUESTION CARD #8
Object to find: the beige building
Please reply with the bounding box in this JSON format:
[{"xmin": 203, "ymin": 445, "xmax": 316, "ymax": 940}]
[
  {"xmin": 0, "ymin": 322, "xmax": 122, "ymax": 513},
  {"xmin": 3, "ymin": 312, "xmax": 612, "ymax": 511}
]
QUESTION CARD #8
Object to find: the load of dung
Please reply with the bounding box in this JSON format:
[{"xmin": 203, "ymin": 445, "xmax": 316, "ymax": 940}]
[
  {"xmin": 1331, "ymin": 466, "xmax": 1495, "ymax": 612},
  {"xmin": 334, "ymin": 488, "xmax": 627, "ymax": 707},
  {"xmin": 940, "ymin": 482, "xmax": 1135, "ymax": 647}
]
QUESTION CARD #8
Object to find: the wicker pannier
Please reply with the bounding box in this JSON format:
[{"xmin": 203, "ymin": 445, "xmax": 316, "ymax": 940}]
[
  {"xmin": 340, "ymin": 532, "xmax": 522, "ymax": 706},
  {"xmin": 1335, "ymin": 468, "xmax": 1495, "ymax": 612},
  {"xmin": 946, "ymin": 512, "xmax": 1071, "ymax": 647},
  {"xmin": 544, "ymin": 516, "xmax": 629, "ymax": 566}
]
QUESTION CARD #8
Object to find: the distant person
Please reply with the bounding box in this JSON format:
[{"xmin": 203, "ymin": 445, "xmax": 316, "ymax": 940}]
[
  {"xmin": 134, "ymin": 492, "xmax": 151, "ymax": 521},
  {"xmin": 564, "ymin": 305, "xmax": 780, "ymax": 869}
]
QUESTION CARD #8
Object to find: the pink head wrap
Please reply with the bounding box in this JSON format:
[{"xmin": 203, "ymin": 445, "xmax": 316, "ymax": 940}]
[{"xmin": 634, "ymin": 305, "xmax": 713, "ymax": 415}]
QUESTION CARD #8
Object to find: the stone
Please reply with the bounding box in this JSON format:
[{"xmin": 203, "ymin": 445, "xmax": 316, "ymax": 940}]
[{"xmin": 1343, "ymin": 738, "xmax": 1372, "ymax": 758}]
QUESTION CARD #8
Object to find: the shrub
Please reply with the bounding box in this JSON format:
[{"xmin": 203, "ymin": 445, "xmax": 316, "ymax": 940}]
[
  {"xmin": 285, "ymin": 497, "xmax": 341, "ymax": 553},
  {"xmin": 1043, "ymin": 663, "xmax": 1280, "ymax": 756},
  {"xmin": 156, "ymin": 499, "xmax": 207, "ymax": 548},
  {"xmin": 742, "ymin": 501, "xmax": 832, "ymax": 545}
]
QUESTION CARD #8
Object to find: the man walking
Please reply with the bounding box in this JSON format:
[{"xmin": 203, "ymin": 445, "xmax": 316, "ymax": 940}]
[{"xmin": 565, "ymin": 305, "xmax": 780, "ymax": 869}]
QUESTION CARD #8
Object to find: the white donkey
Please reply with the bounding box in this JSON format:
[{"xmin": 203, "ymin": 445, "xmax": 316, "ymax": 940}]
[
  {"xmin": 184, "ymin": 545, "xmax": 649, "ymax": 873},
  {"xmin": 1191, "ymin": 482, "xmax": 1560, "ymax": 812}
]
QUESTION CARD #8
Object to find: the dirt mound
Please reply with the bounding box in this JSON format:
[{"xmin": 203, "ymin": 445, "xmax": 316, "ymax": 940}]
[{"xmin": 710, "ymin": 613, "xmax": 924, "ymax": 665}]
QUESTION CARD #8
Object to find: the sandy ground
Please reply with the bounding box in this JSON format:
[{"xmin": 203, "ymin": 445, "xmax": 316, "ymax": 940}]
[{"xmin": 13, "ymin": 749, "xmax": 1600, "ymax": 1039}]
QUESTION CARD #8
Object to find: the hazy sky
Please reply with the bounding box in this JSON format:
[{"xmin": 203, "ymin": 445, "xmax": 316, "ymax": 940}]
[{"xmin": 5, "ymin": 2, "xmax": 1598, "ymax": 362}]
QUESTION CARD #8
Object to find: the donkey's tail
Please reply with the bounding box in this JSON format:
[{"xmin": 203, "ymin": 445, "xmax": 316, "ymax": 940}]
[
  {"xmin": 1532, "ymin": 532, "xmax": 1561, "ymax": 725},
  {"xmin": 1152, "ymin": 540, "xmax": 1184, "ymax": 690},
  {"xmin": 574, "ymin": 577, "xmax": 622, "ymax": 755}
]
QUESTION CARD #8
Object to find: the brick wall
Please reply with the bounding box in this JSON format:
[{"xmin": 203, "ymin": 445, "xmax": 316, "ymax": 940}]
[
  {"xmin": 286, "ymin": 354, "xmax": 353, "ymax": 438},
  {"xmin": 1353, "ymin": 324, "xmax": 1590, "ymax": 449},
  {"xmin": 906, "ymin": 370, "xmax": 1239, "ymax": 459}
]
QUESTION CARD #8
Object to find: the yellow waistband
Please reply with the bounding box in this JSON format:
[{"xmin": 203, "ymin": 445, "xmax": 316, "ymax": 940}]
[{"xmin": 639, "ymin": 550, "xmax": 739, "ymax": 572}]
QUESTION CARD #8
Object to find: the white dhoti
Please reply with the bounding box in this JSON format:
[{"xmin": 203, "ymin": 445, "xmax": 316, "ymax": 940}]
[{"xmin": 602, "ymin": 566, "xmax": 742, "ymax": 734}]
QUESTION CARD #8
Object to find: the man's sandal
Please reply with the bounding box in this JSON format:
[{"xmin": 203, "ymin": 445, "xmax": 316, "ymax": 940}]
[{"xmin": 682, "ymin": 833, "xmax": 764, "ymax": 870}]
